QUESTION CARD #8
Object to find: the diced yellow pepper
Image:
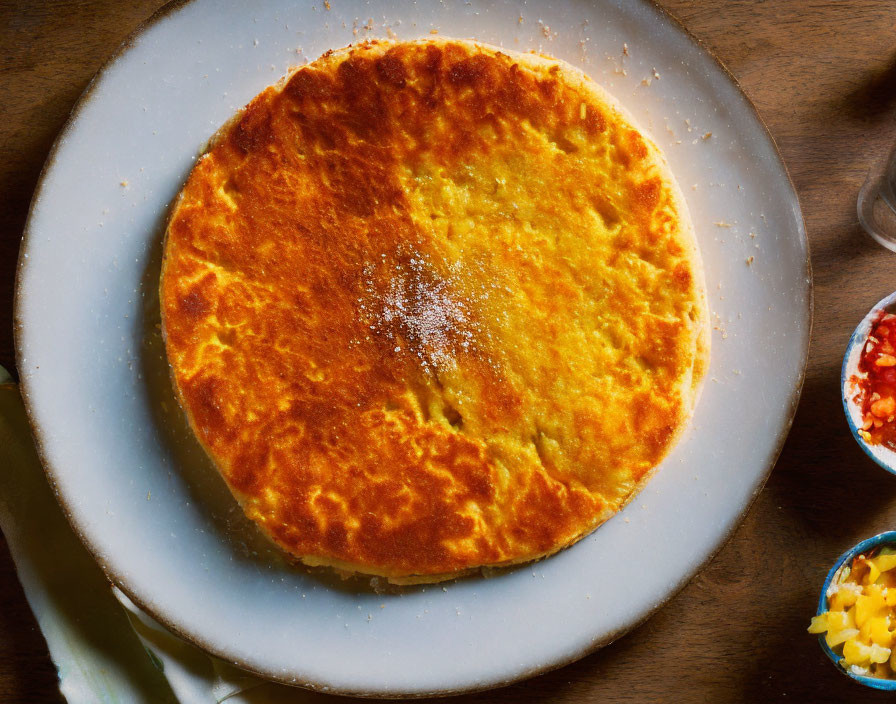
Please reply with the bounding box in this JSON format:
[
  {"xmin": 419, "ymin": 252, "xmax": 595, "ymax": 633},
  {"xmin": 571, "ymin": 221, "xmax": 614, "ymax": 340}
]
[
  {"xmin": 871, "ymin": 643, "xmax": 893, "ymax": 664},
  {"xmin": 890, "ymin": 644, "xmax": 896, "ymax": 671},
  {"xmin": 875, "ymin": 555, "xmax": 896, "ymax": 573},
  {"xmin": 828, "ymin": 611, "xmax": 850, "ymax": 632},
  {"xmin": 887, "ymin": 589, "xmax": 896, "ymax": 607},
  {"xmin": 856, "ymin": 595, "xmax": 873, "ymax": 627},
  {"xmin": 847, "ymin": 606, "xmax": 858, "ymax": 630},
  {"xmin": 843, "ymin": 637, "xmax": 872, "ymax": 666},
  {"xmin": 866, "ymin": 562, "xmax": 882, "ymax": 585},
  {"xmin": 861, "ymin": 618, "xmax": 875, "ymax": 644},
  {"xmin": 830, "ymin": 593, "xmax": 847, "ymax": 611},
  {"xmin": 831, "ymin": 585, "xmax": 860, "ymax": 610},
  {"xmin": 870, "ymin": 616, "xmax": 893, "ymax": 647},
  {"xmin": 857, "ymin": 591, "xmax": 887, "ymax": 627},
  {"xmin": 808, "ymin": 614, "xmax": 829, "ymax": 634},
  {"xmin": 827, "ymin": 628, "xmax": 860, "ymax": 648}
]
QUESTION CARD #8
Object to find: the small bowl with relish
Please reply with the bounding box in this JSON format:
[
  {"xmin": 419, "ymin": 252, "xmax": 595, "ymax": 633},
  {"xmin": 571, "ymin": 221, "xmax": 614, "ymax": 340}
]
[
  {"xmin": 809, "ymin": 532, "xmax": 896, "ymax": 689},
  {"xmin": 842, "ymin": 291, "xmax": 896, "ymax": 473}
]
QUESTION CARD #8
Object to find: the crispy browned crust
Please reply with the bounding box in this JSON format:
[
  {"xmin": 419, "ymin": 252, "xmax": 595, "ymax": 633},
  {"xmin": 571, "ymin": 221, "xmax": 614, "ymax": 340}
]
[{"xmin": 160, "ymin": 38, "xmax": 709, "ymax": 583}]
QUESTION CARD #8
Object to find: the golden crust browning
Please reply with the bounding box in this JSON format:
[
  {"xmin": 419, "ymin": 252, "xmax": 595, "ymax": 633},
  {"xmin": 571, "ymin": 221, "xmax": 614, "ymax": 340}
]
[{"xmin": 160, "ymin": 38, "xmax": 709, "ymax": 583}]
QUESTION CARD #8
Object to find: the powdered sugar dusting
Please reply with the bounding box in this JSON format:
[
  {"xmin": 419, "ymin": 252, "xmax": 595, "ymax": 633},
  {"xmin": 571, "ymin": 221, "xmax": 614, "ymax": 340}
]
[{"xmin": 358, "ymin": 249, "xmax": 483, "ymax": 373}]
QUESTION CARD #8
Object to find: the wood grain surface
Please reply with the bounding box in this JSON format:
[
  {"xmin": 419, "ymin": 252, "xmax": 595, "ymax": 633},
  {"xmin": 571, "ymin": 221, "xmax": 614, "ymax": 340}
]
[{"xmin": 2, "ymin": 1, "xmax": 896, "ymax": 701}]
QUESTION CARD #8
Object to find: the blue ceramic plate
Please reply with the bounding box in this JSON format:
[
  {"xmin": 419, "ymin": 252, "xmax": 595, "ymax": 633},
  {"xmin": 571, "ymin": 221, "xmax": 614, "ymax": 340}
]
[{"xmin": 817, "ymin": 531, "xmax": 896, "ymax": 690}]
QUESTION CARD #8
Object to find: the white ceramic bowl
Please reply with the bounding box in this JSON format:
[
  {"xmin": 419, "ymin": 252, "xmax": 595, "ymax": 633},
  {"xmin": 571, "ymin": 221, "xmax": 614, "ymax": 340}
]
[{"xmin": 842, "ymin": 291, "xmax": 896, "ymax": 474}]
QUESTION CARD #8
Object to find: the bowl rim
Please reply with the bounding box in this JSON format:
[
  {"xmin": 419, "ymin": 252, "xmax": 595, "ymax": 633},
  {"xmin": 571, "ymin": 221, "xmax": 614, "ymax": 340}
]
[
  {"xmin": 841, "ymin": 291, "xmax": 896, "ymax": 476},
  {"xmin": 816, "ymin": 531, "xmax": 896, "ymax": 690}
]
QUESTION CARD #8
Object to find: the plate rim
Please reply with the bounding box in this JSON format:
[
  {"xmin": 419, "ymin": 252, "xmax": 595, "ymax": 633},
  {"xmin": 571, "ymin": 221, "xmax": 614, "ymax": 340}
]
[{"xmin": 13, "ymin": 0, "xmax": 813, "ymax": 696}]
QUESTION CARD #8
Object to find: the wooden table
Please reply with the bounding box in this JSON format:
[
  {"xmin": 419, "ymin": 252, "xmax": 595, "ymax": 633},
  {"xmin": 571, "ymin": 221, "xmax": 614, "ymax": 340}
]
[{"xmin": 2, "ymin": 1, "xmax": 895, "ymax": 701}]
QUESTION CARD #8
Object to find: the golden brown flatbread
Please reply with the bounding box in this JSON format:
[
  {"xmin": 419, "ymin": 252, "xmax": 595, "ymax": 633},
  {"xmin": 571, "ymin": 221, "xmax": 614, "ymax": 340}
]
[{"xmin": 160, "ymin": 38, "xmax": 709, "ymax": 583}]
